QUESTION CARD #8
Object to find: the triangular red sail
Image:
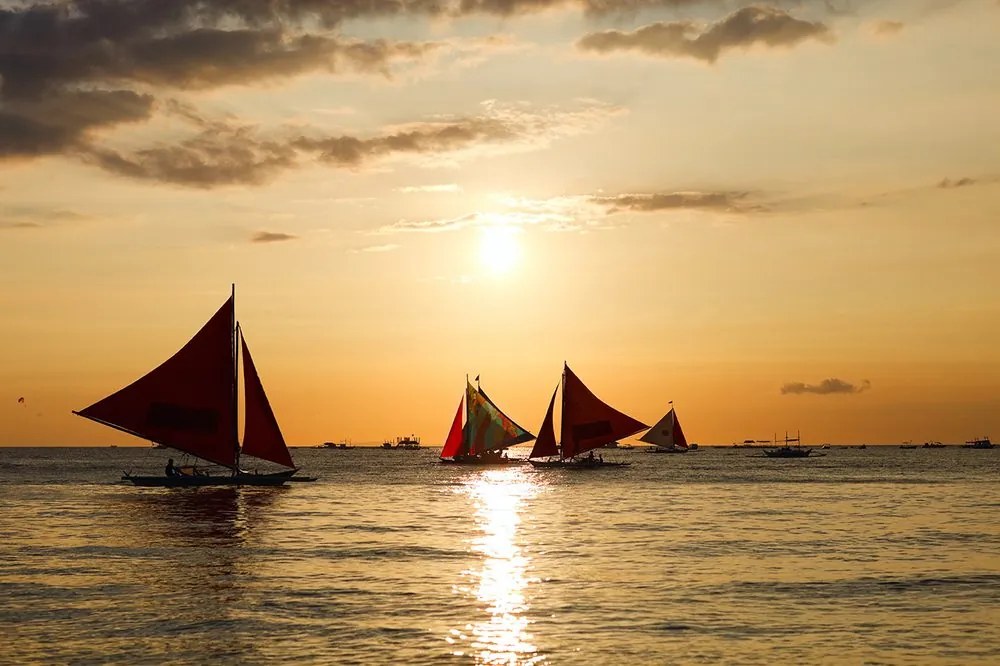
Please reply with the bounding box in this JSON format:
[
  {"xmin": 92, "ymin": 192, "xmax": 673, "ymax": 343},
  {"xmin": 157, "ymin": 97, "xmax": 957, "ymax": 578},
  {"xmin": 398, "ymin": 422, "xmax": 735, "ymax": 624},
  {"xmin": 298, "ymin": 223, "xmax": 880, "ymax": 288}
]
[
  {"xmin": 560, "ymin": 364, "xmax": 649, "ymax": 459},
  {"xmin": 672, "ymin": 412, "xmax": 688, "ymax": 449},
  {"xmin": 440, "ymin": 396, "xmax": 465, "ymax": 458},
  {"xmin": 528, "ymin": 385, "xmax": 559, "ymax": 459},
  {"xmin": 74, "ymin": 296, "xmax": 237, "ymax": 468},
  {"xmin": 240, "ymin": 332, "xmax": 294, "ymax": 469}
]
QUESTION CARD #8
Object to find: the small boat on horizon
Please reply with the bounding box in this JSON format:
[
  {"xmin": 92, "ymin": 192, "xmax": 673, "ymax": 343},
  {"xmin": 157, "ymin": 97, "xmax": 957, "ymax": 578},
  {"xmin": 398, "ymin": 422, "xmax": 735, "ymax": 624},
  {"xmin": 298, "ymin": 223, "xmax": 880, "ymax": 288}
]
[
  {"xmin": 763, "ymin": 431, "xmax": 818, "ymax": 458},
  {"xmin": 319, "ymin": 440, "xmax": 355, "ymax": 449},
  {"xmin": 382, "ymin": 435, "xmax": 421, "ymax": 450},
  {"xmin": 640, "ymin": 403, "xmax": 690, "ymax": 454},
  {"xmin": 900, "ymin": 440, "xmax": 918, "ymax": 449},
  {"xmin": 527, "ymin": 363, "xmax": 647, "ymax": 469},
  {"xmin": 73, "ymin": 286, "xmax": 312, "ymax": 486},
  {"xmin": 962, "ymin": 437, "xmax": 994, "ymax": 449},
  {"xmin": 922, "ymin": 441, "xmax": 946, "ymax": 448},
  {"xmin": 439, "ymin": 377, "xmax": 534, "ymax": 465}
]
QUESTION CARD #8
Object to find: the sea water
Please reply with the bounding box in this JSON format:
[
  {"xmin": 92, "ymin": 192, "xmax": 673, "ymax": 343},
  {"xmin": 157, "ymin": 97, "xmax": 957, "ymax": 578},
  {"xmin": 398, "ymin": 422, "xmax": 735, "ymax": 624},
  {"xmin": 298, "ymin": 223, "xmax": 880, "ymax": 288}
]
[{"xmin": 1, "ymin": 446, "xmax": 998, "ymax": 664}]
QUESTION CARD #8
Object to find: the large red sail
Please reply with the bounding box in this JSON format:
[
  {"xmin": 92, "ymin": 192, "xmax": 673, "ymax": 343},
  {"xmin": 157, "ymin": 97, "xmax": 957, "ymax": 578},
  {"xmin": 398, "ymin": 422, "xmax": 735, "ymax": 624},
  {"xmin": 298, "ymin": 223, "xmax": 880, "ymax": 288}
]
[
  {"xmin": 240, "ymin": 332, "xmax": 294, "ymax": 469},
  {"xmin": 74, "ymin": 296, "xmax": 237, "ymax": 468},
  {"xmin": 440, "ymin": 396, "xmax": 465, "ymax": 458},
  {"xmin": 528, "ymin": 385, "xmax": 559, "ymax": 459},
  {"xmin": 560, "ymin": 364, "xmax": 649, "ymax": 459}
]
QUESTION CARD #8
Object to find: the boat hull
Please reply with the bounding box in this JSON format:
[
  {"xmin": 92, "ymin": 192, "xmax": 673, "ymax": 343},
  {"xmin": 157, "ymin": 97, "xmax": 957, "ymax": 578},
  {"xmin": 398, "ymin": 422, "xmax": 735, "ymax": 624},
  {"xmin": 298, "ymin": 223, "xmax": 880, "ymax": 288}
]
[
  {"xmin": 763, "ymin": 448, "xmax": 815, "ymax": 458},
  {"xmin": 439, "ymin": 457, "xmax": 522, "ymax": 466},
  {"xmin": 122, "ymin": 472, "xmax": 293, "ymax": 487},
  {"xmin": 647, "ymin": 447, "xmax": 688, "ymax": 454},
  {"xmin": 528, "ymin": 459, "xmax": 631, "ymax": 469}
]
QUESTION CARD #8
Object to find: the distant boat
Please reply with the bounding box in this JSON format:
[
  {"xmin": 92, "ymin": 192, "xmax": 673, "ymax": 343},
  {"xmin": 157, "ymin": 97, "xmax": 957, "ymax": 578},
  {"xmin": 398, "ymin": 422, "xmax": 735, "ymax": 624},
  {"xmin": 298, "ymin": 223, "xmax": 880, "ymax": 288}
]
[
  {"xmin": 382, "ymin": 435, "xmax": 421, "ymax": 450},
  {"xmin": 640, "ymin": 404, "xmax": 689, "ymax": 454},
  {"xmin": 763, "ymin": 431, "xmax": 818, "ymax": 458},
  {"xmin": 527, "ymin": 363, "xmax": 647, "ymax": 469},
  {"xmin": 319, "ymin": 440, "xmax": 354, "ymax": 450},
  {"xmin": 962, "ymin": 437, "xmax": 994, "ymax": 449},
  {"xmin": 73, "ymin": 287, "xmax": 311, "ymax": 486},
  {"xmin": 440, "ymin": 377, "xmax": 534, "ymax": 465},
  {"xmin": 900, "ymin": 440, "xmax": 918, "ymax": 449},
  {"xmin": 922, "ymin": 441, "xmax": 946, "ymax": 448}
]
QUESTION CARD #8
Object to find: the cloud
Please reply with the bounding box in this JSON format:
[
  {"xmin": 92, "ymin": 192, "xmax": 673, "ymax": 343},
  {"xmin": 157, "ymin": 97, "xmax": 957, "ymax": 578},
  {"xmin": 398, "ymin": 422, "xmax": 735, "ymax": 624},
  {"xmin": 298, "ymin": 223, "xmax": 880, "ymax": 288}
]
[
  {"xmin": 937, "ymin": 176, "xmax": 977, "ymax": 189},
  {"xmin": 869, "ymin": 20, "xmax": 905, "ymax": 37},
  {"xmin": 251, "ymin": 231, "xmax": 297, "ymax": 243},
  {"xmin": 591, "ymin": 191, "xmax": 759, "ymax": 213},
  {"xmin": 80, "ymin": 100, "xmax": 622, "ymax": 187},
  {"xmin": 0, "ymin": 90, "xmax": 155, "ymax": 160},
  {"xmin": 0, "ymin": 206, "xmax": 92, "ymax": 229},
  {"xmin": 353, "ymin": 243, "xmax": 400, "ymax": 253},
  {"xmin": 376, "ymin": 187, "xmax": 763, "ymax": 234},
  {"xmin": 396, "ymin": 184, "xmax": 463, "ymax": 193},
  {"xmin": 577, "ymin": 6, "xmax": 834, "ymax": 63},
  {"xmin": 781, "ymin": 378, "xmax": 871, "ymax": 395}
]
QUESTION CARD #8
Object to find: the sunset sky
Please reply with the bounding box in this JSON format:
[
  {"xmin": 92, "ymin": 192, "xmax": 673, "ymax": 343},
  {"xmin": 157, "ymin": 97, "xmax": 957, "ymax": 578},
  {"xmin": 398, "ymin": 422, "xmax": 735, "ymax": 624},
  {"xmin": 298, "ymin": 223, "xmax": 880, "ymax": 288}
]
[{"xmin": 2, "ymin": 0, "xmax": 998, "ymax": 447}]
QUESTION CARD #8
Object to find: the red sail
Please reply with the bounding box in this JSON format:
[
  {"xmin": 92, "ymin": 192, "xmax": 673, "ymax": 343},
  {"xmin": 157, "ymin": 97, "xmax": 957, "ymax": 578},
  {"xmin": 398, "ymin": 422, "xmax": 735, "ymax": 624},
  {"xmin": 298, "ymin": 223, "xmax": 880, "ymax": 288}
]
[
  {"xmin": 560, "ymin": 364, "xmax": 649, "ymax": 459},
  {"xmin": 672, "ymin": 412, "xmax": 689, "ymax": 449},
  {"xmin": 528, "ymin": 385, "xmax": 559, "ymax": 459},
  {"xmin": 240, "ymin": 332, "xmax": 294, "ymax": 469},
  {"xmin": 440, "ymin": 396, "xmax": 465, "ymax": 458},
  {"xmin": 75, "ymin": 296, "xmax": 237, "ymax": 468}
]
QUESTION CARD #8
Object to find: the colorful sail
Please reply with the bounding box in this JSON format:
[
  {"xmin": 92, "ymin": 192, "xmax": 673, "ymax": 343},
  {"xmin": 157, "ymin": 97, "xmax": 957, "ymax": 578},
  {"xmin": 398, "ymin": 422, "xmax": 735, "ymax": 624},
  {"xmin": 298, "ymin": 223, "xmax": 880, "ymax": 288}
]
[
  {"xmin": 639, "ymin": 407, "xmax": 688, "ymax": 449},
  {"xmin": 74, "ymin": 296, "xmax": 238, "ymax": 468},
  {"xmin": 560, "ymin": 364, "xmax": 648, "ymax": 459},
  {"xmin": 240, "ymin": 331, "xmax": 294, "ymax": 468},
  {"xmin": 528, "ymin": 385, "xmax": 559, "ymax": 459},
  {"xmin": 440, "ymin": 396, "xmax": 465, "ymax": 458},
  {"xmin": 465, "ymin": 384, "xmax": 534, "ymax": 454}
]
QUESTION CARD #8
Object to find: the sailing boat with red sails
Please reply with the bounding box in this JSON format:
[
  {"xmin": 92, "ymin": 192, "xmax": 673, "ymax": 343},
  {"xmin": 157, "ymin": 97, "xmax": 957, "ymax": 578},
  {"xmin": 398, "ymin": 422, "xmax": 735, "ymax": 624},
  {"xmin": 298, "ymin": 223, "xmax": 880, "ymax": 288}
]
[
  {"xmin": 74, "ymin": 287, "xmax": 308, "ymax": 486},
  {"xmin": 528, "ymin": 363, "xmax": 648, "ymax": 469},
  {"xmin": 640, "ymin": 403, "xmax": 689, "ymax": 453},
  {"xmin": 439, "ymin": 377, "xmax": 535, "ymax": 465}
]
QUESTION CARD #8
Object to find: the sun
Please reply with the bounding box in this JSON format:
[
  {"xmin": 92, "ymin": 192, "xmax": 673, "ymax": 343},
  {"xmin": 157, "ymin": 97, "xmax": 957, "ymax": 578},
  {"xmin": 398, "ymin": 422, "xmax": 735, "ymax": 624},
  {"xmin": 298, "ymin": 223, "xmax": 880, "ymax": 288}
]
[{"xmin": 479, "ymin": 226, "xmax": 521, "ymax": 275}]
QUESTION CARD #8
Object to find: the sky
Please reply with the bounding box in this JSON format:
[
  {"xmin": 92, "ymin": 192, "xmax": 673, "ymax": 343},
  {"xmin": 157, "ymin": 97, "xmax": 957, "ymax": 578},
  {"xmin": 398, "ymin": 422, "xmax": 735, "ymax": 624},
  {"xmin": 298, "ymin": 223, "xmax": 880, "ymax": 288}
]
[{"xmin": 1, "ymin": 0, "xmax": 998, "ymax": 447}]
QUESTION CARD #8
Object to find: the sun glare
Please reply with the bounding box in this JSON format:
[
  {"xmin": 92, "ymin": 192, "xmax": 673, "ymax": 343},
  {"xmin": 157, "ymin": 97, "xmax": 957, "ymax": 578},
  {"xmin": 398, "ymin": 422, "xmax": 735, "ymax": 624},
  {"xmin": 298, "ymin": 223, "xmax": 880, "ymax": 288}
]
[{"xmin": 479, "ymin": 226, "xmax": 520, "ymax": 276}]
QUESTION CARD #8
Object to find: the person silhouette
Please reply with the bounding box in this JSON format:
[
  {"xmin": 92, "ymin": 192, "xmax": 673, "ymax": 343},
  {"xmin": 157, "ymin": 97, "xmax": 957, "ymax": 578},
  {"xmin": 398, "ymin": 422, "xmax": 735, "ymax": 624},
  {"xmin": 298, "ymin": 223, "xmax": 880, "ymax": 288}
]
[{"xmin": 165, "ymin": 458, "xmax": 179, "ymax": 477}]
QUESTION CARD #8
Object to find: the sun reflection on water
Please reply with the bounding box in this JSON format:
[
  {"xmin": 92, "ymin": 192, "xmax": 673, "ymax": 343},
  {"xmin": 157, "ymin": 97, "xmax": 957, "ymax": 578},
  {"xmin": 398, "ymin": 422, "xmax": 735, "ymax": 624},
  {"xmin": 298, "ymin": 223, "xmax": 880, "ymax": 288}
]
[{"xmin": 449, "ymin": 467, "xmax": 543, "ymax": 665}]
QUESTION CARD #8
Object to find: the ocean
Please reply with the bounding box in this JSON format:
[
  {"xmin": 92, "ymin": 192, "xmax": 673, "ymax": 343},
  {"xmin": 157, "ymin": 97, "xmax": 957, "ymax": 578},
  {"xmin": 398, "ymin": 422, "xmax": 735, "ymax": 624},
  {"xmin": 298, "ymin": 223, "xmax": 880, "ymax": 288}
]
[{"xmin": 1, "ymin": 446, "xmax": 998, "ymax": 664}]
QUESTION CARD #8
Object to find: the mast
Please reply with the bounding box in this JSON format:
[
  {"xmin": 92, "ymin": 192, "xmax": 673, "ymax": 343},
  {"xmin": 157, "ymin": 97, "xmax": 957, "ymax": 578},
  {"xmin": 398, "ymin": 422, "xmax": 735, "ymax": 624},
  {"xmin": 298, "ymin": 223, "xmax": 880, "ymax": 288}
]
[
  {"xmin": 560, "ymin": 361, "xmax": 566, "ymax": 458},
  {"xmin": 232, "ymin": 283, "xmax": 240, "ymax": 474}
]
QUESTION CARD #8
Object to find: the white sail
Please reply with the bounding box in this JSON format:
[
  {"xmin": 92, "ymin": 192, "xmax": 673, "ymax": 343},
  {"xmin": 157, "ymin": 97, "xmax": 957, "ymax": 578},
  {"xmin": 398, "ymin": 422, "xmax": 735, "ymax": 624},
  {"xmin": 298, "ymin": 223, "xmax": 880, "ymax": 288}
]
[{"xmin": 639, "ymin": 408, "xmax": 687, "ymax": 449}]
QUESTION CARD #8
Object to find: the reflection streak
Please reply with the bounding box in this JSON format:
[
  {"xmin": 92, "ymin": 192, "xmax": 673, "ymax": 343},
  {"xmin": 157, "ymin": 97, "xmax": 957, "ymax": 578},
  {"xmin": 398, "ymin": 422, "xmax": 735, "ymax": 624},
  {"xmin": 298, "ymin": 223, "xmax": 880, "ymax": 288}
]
[{"xmin": 453, "ymin": 468, "xmax": 542, "ymax": 665}]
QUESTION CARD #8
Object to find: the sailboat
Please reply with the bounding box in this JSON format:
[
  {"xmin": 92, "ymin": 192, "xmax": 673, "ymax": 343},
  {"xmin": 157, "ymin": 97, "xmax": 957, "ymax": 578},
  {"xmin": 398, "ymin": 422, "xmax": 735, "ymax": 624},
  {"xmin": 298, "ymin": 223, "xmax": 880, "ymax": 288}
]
[
  {"xmin": 640, "ymin": 404, "xmax": 689, "ymax": 453},
  {"xmin": 74, "ymin": 287, "xmax": 309, "ymax": 486},
  {"xmin": 527, "ymin": 363, "xmax": 648, "ymax": 469},
  {"xmin": 763, "ymin": 431, "xmax": 817, "ymax": 458},
  {"xmin": 440, "ymin": 378, "xmax": 535, "ymax": 464}
]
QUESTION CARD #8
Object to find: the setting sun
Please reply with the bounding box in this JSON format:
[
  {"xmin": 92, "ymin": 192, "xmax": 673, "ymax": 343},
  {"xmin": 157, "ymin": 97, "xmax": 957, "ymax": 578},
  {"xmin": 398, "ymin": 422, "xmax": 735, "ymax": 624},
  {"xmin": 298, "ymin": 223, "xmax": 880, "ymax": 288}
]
[{"xmin": 479, "ymin": 226, "xmax": 521, "ymax": 276}]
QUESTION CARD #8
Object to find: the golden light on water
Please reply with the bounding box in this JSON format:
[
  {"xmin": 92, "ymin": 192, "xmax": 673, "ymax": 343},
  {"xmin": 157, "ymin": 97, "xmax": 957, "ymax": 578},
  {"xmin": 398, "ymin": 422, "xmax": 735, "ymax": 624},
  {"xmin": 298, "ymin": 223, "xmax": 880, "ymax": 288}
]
[{"xmin": 450, "ymin": 468, "xmax": 543, "ymax": 665}]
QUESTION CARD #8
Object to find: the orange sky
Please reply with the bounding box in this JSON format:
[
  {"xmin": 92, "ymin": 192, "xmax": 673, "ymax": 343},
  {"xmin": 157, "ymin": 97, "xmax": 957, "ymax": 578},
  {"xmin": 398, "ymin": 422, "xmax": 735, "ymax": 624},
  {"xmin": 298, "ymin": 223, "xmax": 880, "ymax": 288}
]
[{"xmin": 1, "ymin": 0, "xmax": 998, "ymax": 446}]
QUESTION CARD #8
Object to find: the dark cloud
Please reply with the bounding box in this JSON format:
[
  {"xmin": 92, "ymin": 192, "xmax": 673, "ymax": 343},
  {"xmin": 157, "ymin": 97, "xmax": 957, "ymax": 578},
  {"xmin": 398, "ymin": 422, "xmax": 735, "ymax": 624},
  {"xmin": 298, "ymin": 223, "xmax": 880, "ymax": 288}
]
[
  {"xmin": 0, "ymin": 221, "xmax": 42, "ymax": 229},
  {"xmin": 591, "ymin": 191, "xmax": 756, "ymax": 212},
  {"xmin": 870, "ymin": 20, "xmax": 904, "ymax": 36},
  {"xmin": 781, "ymin": 378, "xmax": 871, "ymax": 395},
  {"xmin": 78, "ymin": 101, "xmax": 618, "ymax": 187},
  {"xmin": 938, "ymin": 176, "xmax": 976, "ymax": 189},
  {"xmin": 252, "ymin": 231, "xmax": 298, "ymax": 243},
  {"xmin": 82, "ymin": 126, "xmax": 299, "ymax": 188},
  {"xmin": 578, "ymin": 6, "xmax": 834, "ymax": 63},
  {"xmin": 0, "ymin": 90, "xmax": 154, "ymax": 159}
]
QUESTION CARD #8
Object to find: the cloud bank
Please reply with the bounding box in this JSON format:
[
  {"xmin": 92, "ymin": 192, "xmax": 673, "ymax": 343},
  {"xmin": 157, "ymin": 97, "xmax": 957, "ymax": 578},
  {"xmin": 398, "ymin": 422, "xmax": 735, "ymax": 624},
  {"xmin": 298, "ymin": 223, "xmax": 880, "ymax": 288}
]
[
  {"xmin": 781, "ymin": 378, "xmax": 871, "ymax": 395},
  {"xmin": 578, "ymin": 6, "xmax": 834, "ymax": 63}
]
